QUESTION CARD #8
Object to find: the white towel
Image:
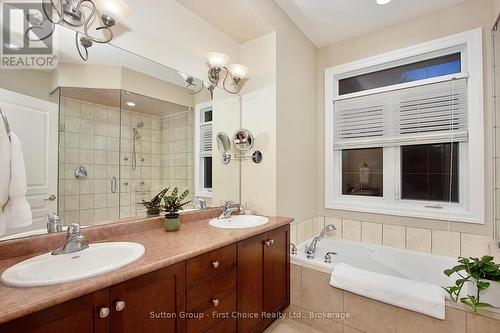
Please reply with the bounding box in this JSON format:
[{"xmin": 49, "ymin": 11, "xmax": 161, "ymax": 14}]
[
  {"xmin": 330, "ymin": 263, "xmax": 445, "ymax": 320},
  {"xmin": 0, "ymin": 132, "xmax": 31, "ymax": 234},
  {"xmin": 0, "ymin": 133, "xmax": 11, "ymax": 236}
]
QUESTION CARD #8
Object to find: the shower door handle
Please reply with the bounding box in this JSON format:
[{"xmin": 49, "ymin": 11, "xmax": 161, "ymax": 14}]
[{"xmin": 111, "ymin": 177, "xmax": 117, "ymax": 193}]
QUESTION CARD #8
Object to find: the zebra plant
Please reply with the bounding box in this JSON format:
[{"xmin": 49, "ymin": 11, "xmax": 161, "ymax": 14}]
[{"xmin": 162, "ymin": 187, "xmax": 191, "ymax": 216}]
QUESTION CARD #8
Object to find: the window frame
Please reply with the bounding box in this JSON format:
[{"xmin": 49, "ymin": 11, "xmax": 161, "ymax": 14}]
[
  {"xmin": 325, "ymin": 28, "xmax": 484, "ymax": 224},
  {"xmin": 194, "ymin": 101, "xmax": 213, "ymax": 199}
]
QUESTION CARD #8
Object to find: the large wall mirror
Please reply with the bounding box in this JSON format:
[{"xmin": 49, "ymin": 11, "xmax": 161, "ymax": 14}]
[{"xmin": 0, "ymin": 25, "xmax": 241, "ymax": 241}]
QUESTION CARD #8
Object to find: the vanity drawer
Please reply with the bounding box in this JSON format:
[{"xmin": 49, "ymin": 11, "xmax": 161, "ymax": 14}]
[
  {"xmin": 186, "ymin": 269, "xmax": 237, "ymax": 333},
  {"xmin": 186, "ymin": 243, "xmax": 237, "ymax": 288}
]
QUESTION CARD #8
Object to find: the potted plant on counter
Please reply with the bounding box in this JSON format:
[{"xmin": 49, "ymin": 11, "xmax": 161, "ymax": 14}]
[
  {"xmin": 139, "ymin": 187, "xmax": 169, "ymax": 217},
  {"xmin": 443, "ymin": 256, "xmax": 500, "ymax": 312},
  {"xmin": 162, "ymin": 187, "xmax": 190, "ymax": 232}
]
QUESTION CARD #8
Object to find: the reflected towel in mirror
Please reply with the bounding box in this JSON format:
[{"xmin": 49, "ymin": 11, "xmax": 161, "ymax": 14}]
[{"xmin": 0, "ymin": 132, "xmax": 32, "ymax": 235}]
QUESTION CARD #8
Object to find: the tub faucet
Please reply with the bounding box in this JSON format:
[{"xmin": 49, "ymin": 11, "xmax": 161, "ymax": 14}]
[
  {"xmin": 52, "ymin": 223, "xmax": 89, "ymax": 255},
  {"xmin": 305, "ymin": 224, "xmax": 336, "ymax": 259},
  {"xmin": 218, "ymin": 201, "xmax": 239, "ymax": 219}
]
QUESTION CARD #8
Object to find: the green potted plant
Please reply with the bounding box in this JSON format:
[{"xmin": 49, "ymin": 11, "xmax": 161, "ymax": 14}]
[
  {"xmin": 162, "ymin": 187, "xmax": 190, "ymax": 232},
  {"xmin": 139, "ymin": 187, "xmax": 169, "ymax": 217},
  {"xmin": 443, "ymin": 256, "xmax": 500, "ymax": 312}
]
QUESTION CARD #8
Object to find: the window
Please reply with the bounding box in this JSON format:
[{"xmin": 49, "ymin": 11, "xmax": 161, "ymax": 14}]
[
  {"xmin": 339, "ymin": 53, "xmax": 461, "ymax": 95},
  {"xmin": 195, "ymin": 102, "xmax": 213, "ymax": 198},
  {"xmin": 325, "ymin": 29, "xmax": 484, "ymax": 223},
  {"xmin": 401, "ymin": 143, "xmax": 458, "ymax": 202},
  {"xmin": 342, "ymin": 148, "xmax": 383, "ymax": 197}
]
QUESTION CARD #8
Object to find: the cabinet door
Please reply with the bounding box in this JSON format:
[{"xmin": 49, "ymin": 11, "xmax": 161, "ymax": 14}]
[
  {"xmin": 264, "ymin": 225, "xmax": 290, "ymax": 314},
  {"xmin": 0, "ymin": 289, "xmax": 109, "ymax": 333},
  {"xmin": 237, "ymin": 232, "xmax": 267, "ymax": 333},
  {"xmin": 110, "ymin": 262, "xmax": 186, "ymax": 333}
]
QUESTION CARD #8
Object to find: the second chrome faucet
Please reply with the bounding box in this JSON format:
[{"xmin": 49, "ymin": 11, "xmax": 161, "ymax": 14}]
[{"xmin": 305, "ymin": 224, "xmax": 336, "ymax": 259}]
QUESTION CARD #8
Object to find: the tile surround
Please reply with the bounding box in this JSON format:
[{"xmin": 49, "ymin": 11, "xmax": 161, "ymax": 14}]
[
  {"xmin": 58, "ymin": 97, "xmax": 195, "ymax": 226},
  {"xmin": 288, "ymin": 264, "xmax": 500, "ymax": 333},
  {"xmin": 291, "ymin": 217, "xmax": 495, "ymax": 258}
]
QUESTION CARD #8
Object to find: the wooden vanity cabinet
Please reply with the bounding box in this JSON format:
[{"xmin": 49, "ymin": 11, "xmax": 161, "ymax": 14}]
[
  {"xmin": 0, "ymin": 262, "xmax": 186, "ymax": 333},
  {"xmin": 238, "ymin": 225, "xmax": 290, "ymax": 333},
  {"xmin": 0, "ymin": 289, "xmax": 110, "ymax": 333},
  {"xmin": 109, "ymin": 262, "xmax": 186, "ymax": 333},
  {"xmin": 0, "ymin": 224, "xmax": 290, "ymax": 333}
]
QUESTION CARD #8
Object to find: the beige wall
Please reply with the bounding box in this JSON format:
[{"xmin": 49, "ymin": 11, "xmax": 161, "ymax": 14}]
[
  {"xmin": 0, "ymin": 69, "xmax": 53, "ymax": 102},
  {"xmin": 317, "ymin": 0, "xmax": 496, "ymax": 236},
  {"xmin": 242, "ymin": 0, "xmax": 318, "ymax": 222},
  {"xmin": 51, "ymin": 64, "xmax": 195, "ymax": 108},
  {"xmin": 240, "ymin": 32, "xmax": 277, "ymax": 216}
]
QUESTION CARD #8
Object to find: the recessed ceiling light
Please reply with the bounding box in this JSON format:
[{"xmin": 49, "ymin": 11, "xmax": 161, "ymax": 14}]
[
  {"xmin": 376, "ymin": 0, "xmax": 392, "ymax": 5},
  {"xmin": 126, "ymin": 101, "xmax": 136, "ymax": 107}
]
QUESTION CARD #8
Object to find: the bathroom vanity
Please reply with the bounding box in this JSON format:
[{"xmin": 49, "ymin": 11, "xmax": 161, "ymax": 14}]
[{"xmin": 0, "ymin": 212, "xmax": 291, "ymax": 333}]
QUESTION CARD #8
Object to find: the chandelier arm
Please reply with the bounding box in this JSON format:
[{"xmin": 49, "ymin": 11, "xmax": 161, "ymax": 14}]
[
  {"xmin": 221, "ymin": 67, "xmax": 241, "ymax": 94},
  {"xmin": 75, "ymin": 31, "xmax": 89, "ymax": 61},
  {"xmin": 187, "ymin": 82, "xmax": 205, "ymax": 94},
  {"xmin": 75, "ymin": 0, "xmax": 113, "ymax": 44},
  {"xmin": 43, "ymin": 0, "xmax": 65, "ymax": 25},
  {"xmin": 24, "ymin": 24, "xmax": 55, "ymax": 41}
]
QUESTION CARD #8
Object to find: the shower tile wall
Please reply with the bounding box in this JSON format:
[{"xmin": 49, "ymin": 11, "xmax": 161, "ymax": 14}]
[
  {"xmin": 58, "ymin": 96, "xmax": 195, "ymax": 225},
  {"xmin": 120, "ymin": 109, "xmax": 194, "ymax": 216},
  {"xmin": 58, "ymin": 97, "xmax": 121, "ymax": 225},
  {"xmin": 120, "ymin": 109, "xmax": 161, "ymax": 217},
  {"xmin": 161, "ymin": 110, "xmax": 195, "ymax": 207}
]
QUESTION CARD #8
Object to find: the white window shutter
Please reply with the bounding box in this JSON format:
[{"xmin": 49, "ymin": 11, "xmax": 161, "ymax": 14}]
[
  {"xmin": 200, "ymin": 123, "xmax": 213, "ymax": 153},
  {"xmin": 332, "ymin": 78, "xmax": 468, "ymax": 149}
]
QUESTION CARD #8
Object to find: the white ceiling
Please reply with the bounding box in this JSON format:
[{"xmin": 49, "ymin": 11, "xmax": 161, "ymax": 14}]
[
  {"xmin": 176, "ymin": 0, "xmax": 273, "ymax": 43},
  {"xmin": 274, "ymin": 0, "xmax": 466, "ymax": 47}
]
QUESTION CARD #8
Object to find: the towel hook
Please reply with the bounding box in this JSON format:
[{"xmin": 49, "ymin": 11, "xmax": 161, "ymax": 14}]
[{"xmin": 0, "ymin": 107, "xmax": 11, "ymax": 142}]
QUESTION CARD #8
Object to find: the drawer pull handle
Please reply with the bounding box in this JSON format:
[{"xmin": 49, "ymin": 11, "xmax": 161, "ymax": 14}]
[
  {"xmin": 264, "ymin": 239, "xmax": 274, "ymax": 247},
  {"xmin": 212, "ymin": 261, "xmax": 220, "ymax": 269},
  {"xmin": 115, "ymin": 300, "xmax": 126, "ymax": 312},
  {"xmin": 99, "ymin": 307, "xmax": 110, "ymax": 318},
  {"xmin": 212, "ymin": 298, "xmax": 220, "ymax": 307}
]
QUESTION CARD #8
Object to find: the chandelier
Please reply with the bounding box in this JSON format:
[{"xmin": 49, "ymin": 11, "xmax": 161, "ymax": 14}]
[{"xmin": 25, "ymin": 0, "xmax": 130, "ymax": 61}]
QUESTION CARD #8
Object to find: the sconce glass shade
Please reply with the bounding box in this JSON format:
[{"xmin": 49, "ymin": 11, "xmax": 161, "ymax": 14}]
[
  {"xmin": 95, "ymin": 0, "xmax": 130, "ymax": 23},
  {"xmin": 228, "ymin": 64, "xmax": 249, "ymax": 80},
  {"xmin": 206, "ymin": 52, "xmax": 230, "ymax": 68}
]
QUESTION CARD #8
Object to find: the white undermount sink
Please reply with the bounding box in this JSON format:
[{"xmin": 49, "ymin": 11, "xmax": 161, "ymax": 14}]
[
  {"xmin": 209, "ymin": 215, "xmax": 269, "ymax": 229},
  {"xmin": 1, "ymin": 242, "xmax": 145, "ymax": 288}
]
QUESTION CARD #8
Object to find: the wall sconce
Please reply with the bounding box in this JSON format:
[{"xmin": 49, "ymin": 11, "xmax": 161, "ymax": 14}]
[
  {"xmin": 206, "ymin": 52, "xmax": 249, "ymax": 94},
  {"xmin": 179, "ymin": 73, "xmax": 215, "ymax": 99},
  {"xmin": 25, "ymin": 0, "xmax": 130, "ymax": 61}
]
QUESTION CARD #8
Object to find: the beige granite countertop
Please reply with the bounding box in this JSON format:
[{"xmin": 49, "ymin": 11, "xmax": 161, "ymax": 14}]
[{"xmin": 0, "ymin": 215, "xmax": 293, "ymax": 324}]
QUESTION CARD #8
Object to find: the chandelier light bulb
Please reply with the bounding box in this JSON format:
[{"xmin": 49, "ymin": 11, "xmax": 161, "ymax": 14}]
[
  {"xmin": 95, "ymin": 0, "xmax": 130, "ymax": 23},
  {"xmin": 228, "ymin": 64, "xmax": 249, "ymax": 80},
  {"xmin": 206, "ymin": 52, "xmax": 230, "ymax": 68}
]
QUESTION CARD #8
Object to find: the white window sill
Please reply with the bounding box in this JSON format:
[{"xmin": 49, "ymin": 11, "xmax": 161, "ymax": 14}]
[
  {"xmin": 325, "ymin": 201, "xmax": 483, "ymax": 224},
  {"xmin": 196, "ymin": 191, "xmax": 213, "ymax": 199}
]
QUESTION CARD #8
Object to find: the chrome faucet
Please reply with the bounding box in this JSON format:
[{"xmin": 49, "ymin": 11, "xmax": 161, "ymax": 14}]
[
  {"xmin": 52, "ymin": 223, "xmax": 89, "ymax": 255},
  {"xmin": 218, "ymin": 201, "xmax": 239, "ymax": 219},
  {"xmin": 46, "ymin": 212, "xmax": 63, "ymax": 233},
  {"xmin": 195, "ymin": 199, "xmax": 207, "ymax": 210},
  {"xmin": 305, "ymin": 224, "xmax": 336, "ymax": 259}
]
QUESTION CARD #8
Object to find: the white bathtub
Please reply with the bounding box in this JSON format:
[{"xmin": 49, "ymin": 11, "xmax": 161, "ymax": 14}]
[{"xmin": 292, "ymin": 237, "xmax": 458, "ymax": 288}]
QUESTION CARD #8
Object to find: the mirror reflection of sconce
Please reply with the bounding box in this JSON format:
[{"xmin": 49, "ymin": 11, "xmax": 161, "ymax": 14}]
[
  {"xmin": 232, "ymin": 129, "xmax": 263, "ymax": 164},
  {"xmin": 233, "ymin": 129, "xmax": 254, "ymax": 151},
  {"xmin": 216, "ymin": 132, "xmax": 232, "ymax": 165}
]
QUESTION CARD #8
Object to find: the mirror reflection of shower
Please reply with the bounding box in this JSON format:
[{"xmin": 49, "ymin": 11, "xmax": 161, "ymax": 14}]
[{"xmin": 131, "ymin": 121, "xmax": 144, "ymax": 171}]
